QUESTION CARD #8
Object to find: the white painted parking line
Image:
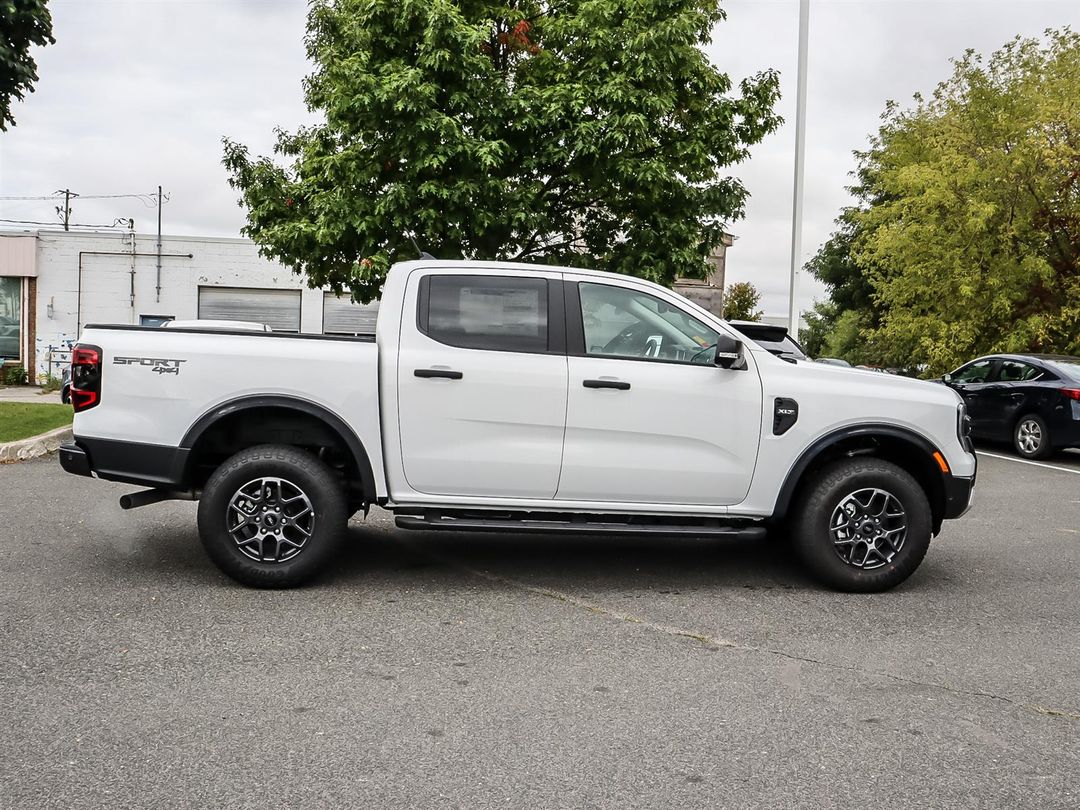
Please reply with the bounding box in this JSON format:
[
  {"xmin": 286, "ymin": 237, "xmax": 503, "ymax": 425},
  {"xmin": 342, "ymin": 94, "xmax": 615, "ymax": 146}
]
[{"xmin": 977, "ymin": 450, "xmax": 1080, "ymax": 475}]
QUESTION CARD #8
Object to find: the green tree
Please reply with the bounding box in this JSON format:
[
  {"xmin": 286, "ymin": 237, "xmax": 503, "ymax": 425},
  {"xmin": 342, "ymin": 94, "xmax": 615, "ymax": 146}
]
[
  {"xmin": 223, "ymin": 0, "xmax": 781, "ymax": 302},
  {"xmin": 0, "ymin": 0, "xmax": 54, "ymax": 131},
  {"xmin": 798, "ymin": 299, "xmax": 836, "ymax": 358},
  {"xmin": 722, "ymin": 280, "xmax": 762, "ymax": 321},
  {"xmin": 811, "ymin": 29, "xmax": 1080, "ymax": 376}
]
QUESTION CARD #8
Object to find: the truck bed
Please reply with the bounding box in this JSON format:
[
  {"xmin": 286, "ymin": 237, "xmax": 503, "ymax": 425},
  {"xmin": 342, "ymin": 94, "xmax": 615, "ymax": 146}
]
[{"xmin": 73, "ymin": 324, "xmax": 385, "ymax": 494}]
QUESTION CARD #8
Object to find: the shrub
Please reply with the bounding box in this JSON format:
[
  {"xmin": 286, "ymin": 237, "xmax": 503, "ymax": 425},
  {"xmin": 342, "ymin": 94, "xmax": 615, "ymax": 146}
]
[{"xmin": 1, "ymin": 365, "xmax": 28, "ymax": 386}]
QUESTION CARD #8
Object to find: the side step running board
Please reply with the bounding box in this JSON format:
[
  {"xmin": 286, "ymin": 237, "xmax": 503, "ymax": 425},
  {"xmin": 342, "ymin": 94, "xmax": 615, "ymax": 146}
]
[{"xmin": 394, "ymin": 513, "xmax": 766, "ymax": 539}]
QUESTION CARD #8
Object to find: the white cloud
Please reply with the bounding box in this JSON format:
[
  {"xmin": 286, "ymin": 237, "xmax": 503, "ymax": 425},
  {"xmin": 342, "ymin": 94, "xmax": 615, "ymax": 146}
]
[{"xmin": 2, "ymin": 0, "xmax": 1077, "ymax": 317}]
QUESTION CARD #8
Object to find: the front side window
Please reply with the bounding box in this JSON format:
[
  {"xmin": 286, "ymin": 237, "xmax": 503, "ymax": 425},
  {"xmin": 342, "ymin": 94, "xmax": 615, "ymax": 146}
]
[
  {"xmin": 579, "ymin": 282, "xmax": 720, "ymax": 364},
  {"xmin": 952, "ymin": 359, "xmax": 994, "ymax": 384},
  {"xmin": 423, "ymin": 275, "xmax": 548, "ymax": 353},
  {"xmin": 0, "ymin": 277, "xmax": 21, "ymax": 361}
]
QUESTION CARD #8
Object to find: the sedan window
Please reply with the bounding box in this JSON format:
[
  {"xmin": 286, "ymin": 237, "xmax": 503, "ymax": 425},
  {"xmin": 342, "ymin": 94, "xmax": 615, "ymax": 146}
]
[
  {"xmin": 951, "ymin": 359, "xmax": 994, "ymax": 384},
  {"xmin": 997, "ymin": 360, "xmax": 1043, "ymax": 382}
]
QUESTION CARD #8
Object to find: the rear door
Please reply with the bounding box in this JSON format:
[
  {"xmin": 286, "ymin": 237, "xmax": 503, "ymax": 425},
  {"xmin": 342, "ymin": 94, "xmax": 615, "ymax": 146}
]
[
  {"xmin": 986, "ymin": 359, "xmax": 1052, "ymax": 437},
  {"xmin": 396, "ymin": 270, "xmax": 568, "ymax": 499},
  {"xmin": 556, "ymin": 277, "xmax": 763, "ymax": 506}
]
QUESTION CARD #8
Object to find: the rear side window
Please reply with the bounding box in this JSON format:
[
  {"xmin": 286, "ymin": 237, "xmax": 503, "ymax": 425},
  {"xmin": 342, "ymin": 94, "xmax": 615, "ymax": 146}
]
[
  {"xmin": 997, "ymin": 360, "xmax": 1044, "ymax": 382},
  {"xmin": 420, "ymin": 275, "xmax": 549, "ymax": 353}
]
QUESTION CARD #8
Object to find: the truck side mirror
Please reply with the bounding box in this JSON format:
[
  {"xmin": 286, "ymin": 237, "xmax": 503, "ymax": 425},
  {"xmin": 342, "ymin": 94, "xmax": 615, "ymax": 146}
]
[
  {"xmin": 714, "ymin": 334, "xmax": 746, "ymax": 371},
  {"xmin": 942, "ymin": 372, "xmax": 953, "ymax": 384}
]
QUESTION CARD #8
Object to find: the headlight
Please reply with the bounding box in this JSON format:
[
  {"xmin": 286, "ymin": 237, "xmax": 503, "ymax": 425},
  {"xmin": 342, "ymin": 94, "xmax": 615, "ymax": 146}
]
[{"xmin": 957, "ymin": 402, "xmax": 973, "ymax": 452}]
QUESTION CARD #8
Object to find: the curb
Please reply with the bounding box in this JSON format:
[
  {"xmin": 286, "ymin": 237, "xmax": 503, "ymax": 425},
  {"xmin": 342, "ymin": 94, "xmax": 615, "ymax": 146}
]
[{"xmin": 0, "ymin": 426, "xmax": 73, "ymax": 463}]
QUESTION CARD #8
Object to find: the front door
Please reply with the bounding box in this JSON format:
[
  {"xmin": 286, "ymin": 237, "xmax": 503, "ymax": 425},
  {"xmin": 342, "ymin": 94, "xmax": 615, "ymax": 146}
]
[
  {"xmin": 396, "ymin": 271, "xmax": 568, "ymax": 499},
  {"xmin": 948, "ymin": 358, "xmax": 1000, "ymax": 438},
  {"xmin": 556, "ymin": 278, "xmax": 763, "ymax": 506}
]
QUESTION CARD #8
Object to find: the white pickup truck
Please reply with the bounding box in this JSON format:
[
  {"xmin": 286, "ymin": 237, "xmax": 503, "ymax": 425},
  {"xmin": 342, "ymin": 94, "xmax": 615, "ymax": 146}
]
[{"xmin": 60, "ymin": 260, "xmax": 975, "ymax": 591}]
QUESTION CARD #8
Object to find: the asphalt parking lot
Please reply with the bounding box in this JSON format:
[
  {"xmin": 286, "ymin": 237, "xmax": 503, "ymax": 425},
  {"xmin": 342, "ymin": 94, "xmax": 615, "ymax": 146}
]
[{"xmin": 2, "ymin": 448, "xmax": 1079, "ymax": 808}]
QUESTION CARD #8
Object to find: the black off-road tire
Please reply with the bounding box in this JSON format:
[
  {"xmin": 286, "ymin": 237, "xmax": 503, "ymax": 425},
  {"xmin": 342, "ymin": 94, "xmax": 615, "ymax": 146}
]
[
  {"xmin": 197, "ymin": 445, "xmax": 347, "ymax": 588},
  {"xmin": 790, "ymin": 458, "xmax": 932, "ymax": 592},
  {"xmin": 1013, "ymin": 414, "xmax": 1052, "ymax": 459}
]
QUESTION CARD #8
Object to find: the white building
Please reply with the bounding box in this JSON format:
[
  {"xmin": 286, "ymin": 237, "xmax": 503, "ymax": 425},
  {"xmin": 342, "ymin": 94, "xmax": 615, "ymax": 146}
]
[
  {"xmin": 0, "ymin": 228, "xmax": 378, "ymax": 383},
  {"xmin": 0, "ymin": 227, "xmax": 735, "ymax": 383}
]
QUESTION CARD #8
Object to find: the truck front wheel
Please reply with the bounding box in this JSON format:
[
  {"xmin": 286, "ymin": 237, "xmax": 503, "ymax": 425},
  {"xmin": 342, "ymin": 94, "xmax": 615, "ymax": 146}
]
[
  {"xmin": 790, "ymin": 458, "xmax": 932, "ymax": 592},
  {"xmin": 197, "ymin": 445, "xmax": 347, "ymax": 588}
]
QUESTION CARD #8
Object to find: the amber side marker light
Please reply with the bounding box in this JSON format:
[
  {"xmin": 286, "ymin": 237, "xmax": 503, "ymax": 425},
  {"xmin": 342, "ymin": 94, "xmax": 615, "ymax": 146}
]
[{"xmin": 932, "ymin": 451, "xmax": 950, "ymax": 474}]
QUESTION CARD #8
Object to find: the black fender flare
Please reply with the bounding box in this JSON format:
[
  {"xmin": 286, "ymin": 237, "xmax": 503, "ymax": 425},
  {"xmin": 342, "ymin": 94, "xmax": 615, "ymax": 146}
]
[
  {"xmin": 180, "ymin": 394, "xmax": 378, "ymax": 503},
  {"xmin": 772, "ymin": 423, "xmax": 945, "ymax": 522}
]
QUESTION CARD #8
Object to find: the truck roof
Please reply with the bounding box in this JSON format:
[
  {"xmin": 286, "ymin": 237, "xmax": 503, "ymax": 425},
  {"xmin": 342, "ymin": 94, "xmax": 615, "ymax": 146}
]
[{"xmin": 389, "ymin": 258, "xmax": 664, "ymax": 287}]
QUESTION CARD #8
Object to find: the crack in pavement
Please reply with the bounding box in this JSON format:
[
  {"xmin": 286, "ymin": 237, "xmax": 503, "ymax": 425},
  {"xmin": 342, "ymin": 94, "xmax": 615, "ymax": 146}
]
[{"xmin": 403, "ymin": 538, "xmax": 1080, "ymax": 724}]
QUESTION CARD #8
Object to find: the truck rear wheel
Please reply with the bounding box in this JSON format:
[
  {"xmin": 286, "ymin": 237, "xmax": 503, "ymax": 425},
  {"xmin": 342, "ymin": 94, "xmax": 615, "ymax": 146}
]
[
  {"xmin": 790, "ymin": 458, "xmax": 932, "ymax": 592},
  {"xmin": 197, "ymin": 444, "xmax": 347, "ymax": 588}
]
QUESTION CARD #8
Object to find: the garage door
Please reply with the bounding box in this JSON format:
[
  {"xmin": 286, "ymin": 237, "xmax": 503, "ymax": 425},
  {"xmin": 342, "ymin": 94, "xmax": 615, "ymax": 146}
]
[
  {"xmin": 197, "ymin": 287, "xmax": 301, "ymax": 332},
  {"xmin": 322, "ymin": 294, "xmax": 379, "ymax": 336}
]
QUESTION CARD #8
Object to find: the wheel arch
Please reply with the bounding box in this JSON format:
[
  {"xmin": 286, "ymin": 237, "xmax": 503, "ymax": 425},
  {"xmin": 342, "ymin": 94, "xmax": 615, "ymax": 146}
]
[
  {"xmin": 180, "ymin": 395, "xmax": 377, "ymax": 503},
  {"xmin": 773, "ymin": 424, "xmax": 949, "ymax": 534}
]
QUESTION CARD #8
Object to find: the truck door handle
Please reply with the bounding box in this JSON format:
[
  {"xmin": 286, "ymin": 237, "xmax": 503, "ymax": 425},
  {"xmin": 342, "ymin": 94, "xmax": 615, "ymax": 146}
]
[
  {"xmin": 414, "ymin": 368, "xmax": 463, "ymax": 380},
  {"xmin": 583, "ymin": 379, "xmax": 630, "ymax": 390}
]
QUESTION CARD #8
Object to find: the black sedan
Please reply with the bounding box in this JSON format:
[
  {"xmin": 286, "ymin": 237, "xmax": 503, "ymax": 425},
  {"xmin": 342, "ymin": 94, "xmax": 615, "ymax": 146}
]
[{"xmin": 942, "ymin": 354, "xmax": 1080, "ymax": 458}]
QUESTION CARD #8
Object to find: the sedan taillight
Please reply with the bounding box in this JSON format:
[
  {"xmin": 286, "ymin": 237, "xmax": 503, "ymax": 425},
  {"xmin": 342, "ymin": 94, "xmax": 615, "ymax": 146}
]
[
  {"xmin": 70, "ymin": 344, "xmax": 103, "ymax": 412},
  {"xmin": 1062, "ymin": 388, "xmax": 1080, "ymax": 401}
]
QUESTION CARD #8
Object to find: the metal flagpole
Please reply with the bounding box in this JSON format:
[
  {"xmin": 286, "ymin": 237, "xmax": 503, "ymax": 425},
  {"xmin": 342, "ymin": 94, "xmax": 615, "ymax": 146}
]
[{"xmin": 788, "ymin": 0, "xmax": 810, "ymax": 336}]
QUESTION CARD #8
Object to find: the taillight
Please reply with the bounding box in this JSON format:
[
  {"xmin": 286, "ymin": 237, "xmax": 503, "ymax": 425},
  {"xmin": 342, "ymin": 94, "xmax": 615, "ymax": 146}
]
[
  {"xmin": 70, "ymin": 344, "xmax": 103, "ymax": 412},
  {"xmin": 1062, "ymin": 388, "xmax": 1080, "ymax": 401}
]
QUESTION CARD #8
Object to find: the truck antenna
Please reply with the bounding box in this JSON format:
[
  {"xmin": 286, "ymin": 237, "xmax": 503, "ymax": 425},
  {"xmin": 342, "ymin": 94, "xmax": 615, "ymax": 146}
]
[{"xmin": 406, "ymin": 231, "xmax": 435, "ymax": 260}]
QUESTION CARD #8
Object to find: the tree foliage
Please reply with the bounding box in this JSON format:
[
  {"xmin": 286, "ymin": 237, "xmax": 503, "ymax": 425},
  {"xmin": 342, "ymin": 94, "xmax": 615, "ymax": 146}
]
[
  {"xmin": 0, "ymin": 0, "xmax": 55, "ymax": 131},
  {"xmin": 223, "ymin": 0, "xmax": 781, "ymax": 302},
  {"xmin": 722, "ymin": 280, "xmax": 762, "ymax": 321},
  {"xmin": 808, "ymin": 29, "xmax": 1080, "ymax": 375}
]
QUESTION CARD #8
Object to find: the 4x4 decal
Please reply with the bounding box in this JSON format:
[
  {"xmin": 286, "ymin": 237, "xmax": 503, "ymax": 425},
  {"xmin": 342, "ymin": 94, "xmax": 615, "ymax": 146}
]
[{"xmin": 113, "ymin": 356, "xmax": 187, "ymax": 375}]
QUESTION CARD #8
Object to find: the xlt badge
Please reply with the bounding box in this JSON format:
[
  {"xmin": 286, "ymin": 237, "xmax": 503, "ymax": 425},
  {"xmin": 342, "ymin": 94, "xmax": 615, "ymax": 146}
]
[{"xmin": 773, "ymin": 397, "xmax": 799, "ymax": 435}]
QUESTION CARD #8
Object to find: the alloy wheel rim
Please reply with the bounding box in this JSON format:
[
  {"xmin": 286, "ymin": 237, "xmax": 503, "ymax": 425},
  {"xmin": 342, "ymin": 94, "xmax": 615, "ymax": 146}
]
[
  {"xmin": 226, "ymin": 477, "xmax": 315, "ymax": 563},
  {"xmin": 1017, "ymin": 420, "xmax": 1042, "ymax": 454},
  {"xmin": 829, "ymin": 487, "xmax": 907, "ymax": 570}
]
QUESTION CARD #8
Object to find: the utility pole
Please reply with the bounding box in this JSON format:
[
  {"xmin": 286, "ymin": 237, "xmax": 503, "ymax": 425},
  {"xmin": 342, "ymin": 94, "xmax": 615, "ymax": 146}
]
[
  {"xmin": 156, "ymin": 185, "xmax": 163, "ymax": 302},
  {"xmin": 788, "ymin": 0, "xmax": 810, "ymax": 337},
  {"xmin": 57, "ymin": 188, "xmax": 77, "ymax": 231}
]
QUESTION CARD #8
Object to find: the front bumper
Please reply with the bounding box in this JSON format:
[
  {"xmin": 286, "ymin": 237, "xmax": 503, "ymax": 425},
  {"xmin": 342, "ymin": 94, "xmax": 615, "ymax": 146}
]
[{"xmin": 943, "ymin": 473, "xmax": 975, "ymax": 519}]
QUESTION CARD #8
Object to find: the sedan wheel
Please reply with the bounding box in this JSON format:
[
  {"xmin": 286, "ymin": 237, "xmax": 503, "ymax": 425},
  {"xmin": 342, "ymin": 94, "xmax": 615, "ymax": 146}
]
[{"xmin": 1014, "ymin": 415, "xmax": 1051, "ymax": 459}]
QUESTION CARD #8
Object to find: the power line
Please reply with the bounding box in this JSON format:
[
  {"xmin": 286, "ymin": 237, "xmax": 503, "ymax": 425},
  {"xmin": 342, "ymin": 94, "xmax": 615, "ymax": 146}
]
[
  {"xmin": 0, "ymin": 191, "xmax": 170, "ymax": 205},
  {"xmin": 0, "ymin": 217, "xmax": 134, "ymax": 229},
  {"xmin": 0, "ymin": 218, "xmax": 59, "ymax": 226}
]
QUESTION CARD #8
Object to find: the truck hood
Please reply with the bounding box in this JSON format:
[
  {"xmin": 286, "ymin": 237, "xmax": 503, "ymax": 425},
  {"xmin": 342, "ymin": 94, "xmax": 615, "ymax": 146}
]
[{"xmin": 761, "ymin": 354, "xmax": 963, "ymax": 411}]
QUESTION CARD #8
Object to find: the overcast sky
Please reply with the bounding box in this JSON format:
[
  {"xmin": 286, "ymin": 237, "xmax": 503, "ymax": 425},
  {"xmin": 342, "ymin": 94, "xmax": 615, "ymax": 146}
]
[{"xmin": 1, "ymin": 0, "xmax": 1078, "ymax": 315}]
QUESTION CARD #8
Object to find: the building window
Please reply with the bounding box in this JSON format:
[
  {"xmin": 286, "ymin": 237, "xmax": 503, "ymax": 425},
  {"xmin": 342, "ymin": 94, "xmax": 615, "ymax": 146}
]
[
  {"xmin": 140, "ymin": 315, "xmax": 175, "ymax": 327},
  {"xmin": 0, "ymin": 277, "xmax": 21, "ymax": 361}
]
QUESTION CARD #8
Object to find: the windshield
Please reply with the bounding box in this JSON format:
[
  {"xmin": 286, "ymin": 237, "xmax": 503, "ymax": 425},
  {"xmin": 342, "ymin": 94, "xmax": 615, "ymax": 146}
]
[
  {"xmin": 749, "ymin": 334, "xmax": 807, "ymax": 361},
  {"xmin": 730, "ymin": 323, "xmax": 808, "ymax": 360}
]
